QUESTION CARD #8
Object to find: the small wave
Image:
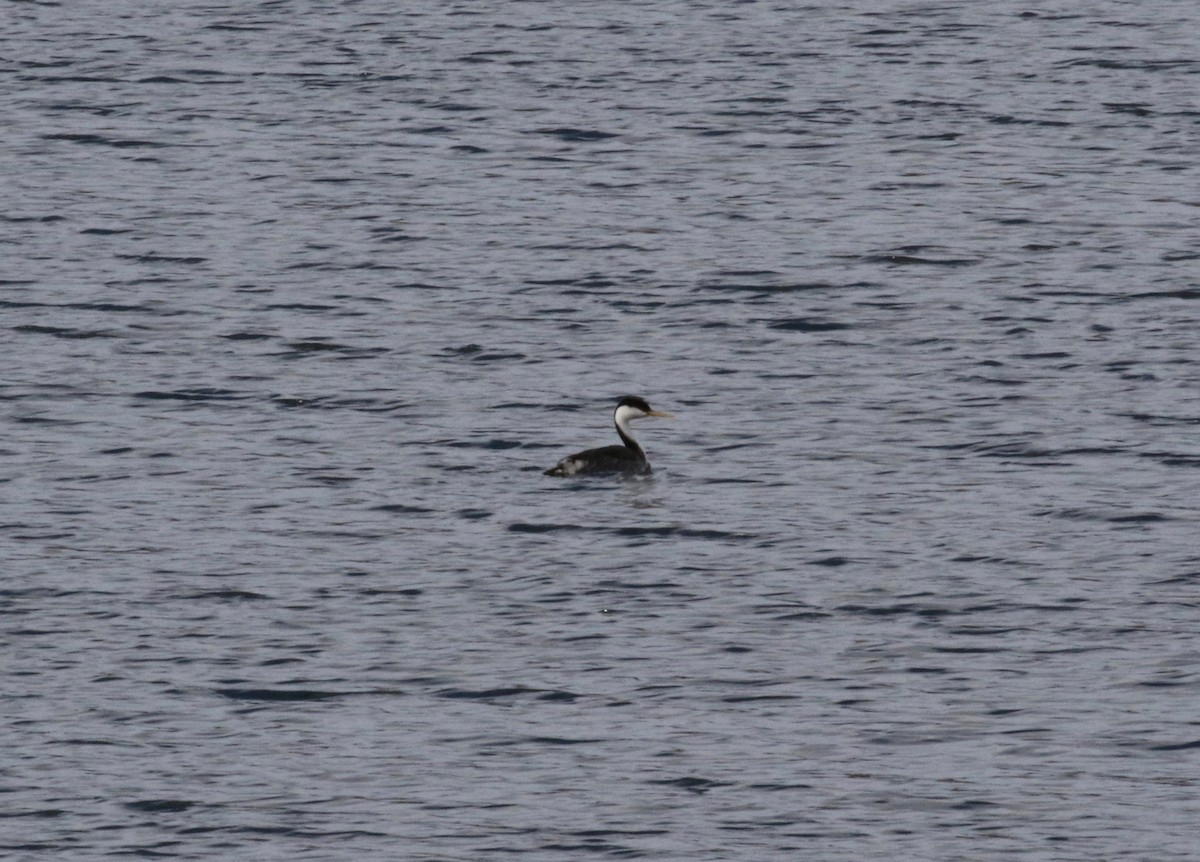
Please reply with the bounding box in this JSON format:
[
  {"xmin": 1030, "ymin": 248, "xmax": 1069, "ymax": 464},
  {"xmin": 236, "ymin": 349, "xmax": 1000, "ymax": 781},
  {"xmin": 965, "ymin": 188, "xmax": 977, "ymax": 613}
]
[
  {"xmin": 114, "ymin": 253, "xmax": 207, "ymax": 265},
  {"xmin": 435, "ymin": 685, "xmax": 577, "ymax": 702},
  {"xmin": 179, "ymin": 589, "xmax": 271, "ymax": 601},
  {"xmin": 124, "ymin": 800, "xmax": 196, "ymax": 813},
  {"xmin": 371, "ymin": 504, "xmax": 435, "ymax": 514},
  {"xmin": 133, "ymin": 388, "xmax": 246, "ymax": 402},
  {"xmin": 767, "ymin": 317, "xmax": 852, "ymax": 332},
  {"xmin": 41, "ymin": 132, "xmax": 170, "ymax": 148},
  {"xmin": 215, "ymin": 688, "xmax": 346, "ymax": 702},
  {"xmin": 861, "ymin": 254, "xmax": 979, "ymax": 266},
  {"xmin": 1034, "ymin": 508, "xmax": 1170, "ymax": 523},
  {"xmin": 508, "ymin": 522, "xmax": 580, "ymax": 534},
  {"xmin": 648, "ymin": 776, "xmax": 732, "ymax": 795},
  {"xmin": 14, "ymin": 324, "xmax": 117, "ymax": 339},
  {"xmin": 531, "ymin": 127, "xmax": 620, "ymax": 142},
  {"xmin": 1148, "ymin": 739, "xmax": 1200, "ymax": 751}
]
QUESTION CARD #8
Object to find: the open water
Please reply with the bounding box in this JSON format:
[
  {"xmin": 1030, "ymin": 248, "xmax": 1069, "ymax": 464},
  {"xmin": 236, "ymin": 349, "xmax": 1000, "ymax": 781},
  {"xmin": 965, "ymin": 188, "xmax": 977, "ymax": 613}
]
[{"xmin": 3, "ymin": 1, "xmax": 1200, "ymax": 859}]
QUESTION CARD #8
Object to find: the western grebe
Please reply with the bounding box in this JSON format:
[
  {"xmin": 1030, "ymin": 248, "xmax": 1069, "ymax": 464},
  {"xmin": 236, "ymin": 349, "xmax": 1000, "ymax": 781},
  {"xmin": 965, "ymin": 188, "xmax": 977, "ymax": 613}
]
[{"xmin": 544, "ymin": 396, "xmax": 674, "ymax": 477}]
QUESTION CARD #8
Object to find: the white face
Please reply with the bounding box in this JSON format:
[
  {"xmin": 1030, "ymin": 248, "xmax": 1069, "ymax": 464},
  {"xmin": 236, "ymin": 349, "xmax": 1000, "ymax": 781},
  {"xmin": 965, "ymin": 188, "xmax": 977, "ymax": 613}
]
[{"xmin": 614, "ymin": 404, "xmax": 649, "ymax": 427}]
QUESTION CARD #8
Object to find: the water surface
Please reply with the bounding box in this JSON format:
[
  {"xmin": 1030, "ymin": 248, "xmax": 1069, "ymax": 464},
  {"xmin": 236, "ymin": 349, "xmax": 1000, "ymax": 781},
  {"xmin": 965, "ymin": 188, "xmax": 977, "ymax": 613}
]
[{"xmin": 3, "ymin": 2, "xmax": 1199, "ymax": 859}]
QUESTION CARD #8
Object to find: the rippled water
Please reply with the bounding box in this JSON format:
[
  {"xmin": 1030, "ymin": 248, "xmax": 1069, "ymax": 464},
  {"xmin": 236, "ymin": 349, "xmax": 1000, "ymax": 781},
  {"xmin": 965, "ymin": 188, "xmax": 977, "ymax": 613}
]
[{"xmin": 4, "ymin": 1, "xmax": 1200, "ymax": 859}]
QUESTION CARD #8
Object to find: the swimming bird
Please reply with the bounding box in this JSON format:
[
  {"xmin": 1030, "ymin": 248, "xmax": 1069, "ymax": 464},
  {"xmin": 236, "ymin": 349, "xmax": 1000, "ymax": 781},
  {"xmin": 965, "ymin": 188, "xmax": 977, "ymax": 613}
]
[{"xmin": 544, "ymin": 396, "xmax": 674, "ymax": 477}]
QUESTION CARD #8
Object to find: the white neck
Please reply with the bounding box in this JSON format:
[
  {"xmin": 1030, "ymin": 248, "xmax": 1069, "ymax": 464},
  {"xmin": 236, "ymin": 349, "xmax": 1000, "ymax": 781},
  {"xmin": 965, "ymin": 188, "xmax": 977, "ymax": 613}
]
[{"xmin": 613, "ymin": 404, "xmax": 645, "ymax": 454}]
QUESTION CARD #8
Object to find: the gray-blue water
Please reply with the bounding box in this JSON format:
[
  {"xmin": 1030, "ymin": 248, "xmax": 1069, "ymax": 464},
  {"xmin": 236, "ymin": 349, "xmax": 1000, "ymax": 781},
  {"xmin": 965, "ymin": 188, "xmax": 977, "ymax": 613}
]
[{"xmin": 3, "ymin": 2, "xmax": 1199, "ymax": 859}]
